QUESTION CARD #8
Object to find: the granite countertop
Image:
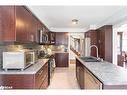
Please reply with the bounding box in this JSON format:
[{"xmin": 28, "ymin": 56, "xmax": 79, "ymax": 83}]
[
  {"xmin": 52, "ymin": 51, "xmax": 68, "ymax": 54},
  {"xmin": 0, "ymin": 59, "xmax": 49, "ymax": 74},
  {"xmin": 76, "ymin": 56, "xmax": 127, "ymax": 85}
]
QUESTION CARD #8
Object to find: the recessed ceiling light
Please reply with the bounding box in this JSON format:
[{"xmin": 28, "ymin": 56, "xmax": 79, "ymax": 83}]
[{"xmin": 72, "ymin": 19, "xmax": 78, "ymax": 24}]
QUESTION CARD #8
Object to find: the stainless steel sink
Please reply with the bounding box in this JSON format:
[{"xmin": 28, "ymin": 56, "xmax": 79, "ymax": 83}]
[{"xmin": 80, "ymin": 56, "xmax": 101, "ymax": 62}]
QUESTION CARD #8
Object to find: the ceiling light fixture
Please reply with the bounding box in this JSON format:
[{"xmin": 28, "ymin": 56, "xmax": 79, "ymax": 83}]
[{"xmin": 72, "ymin": 19, "xmax": 78, "ymax": 24}]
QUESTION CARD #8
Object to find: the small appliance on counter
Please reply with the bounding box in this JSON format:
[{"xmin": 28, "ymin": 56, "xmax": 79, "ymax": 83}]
[{"xmin": 2, "ymin": 50, "xmax": 37, "ymax": 71}]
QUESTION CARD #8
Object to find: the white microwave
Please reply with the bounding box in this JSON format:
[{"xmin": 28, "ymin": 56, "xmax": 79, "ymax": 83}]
[{"xmin": 2, "ymin": 51, "xmax": 36, "ymax": 71}]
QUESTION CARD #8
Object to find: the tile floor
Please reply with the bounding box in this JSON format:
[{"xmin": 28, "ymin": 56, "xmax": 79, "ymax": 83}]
[{"xmin": 48, "ymin": 64, "xmax": 80, "ymax": 89}]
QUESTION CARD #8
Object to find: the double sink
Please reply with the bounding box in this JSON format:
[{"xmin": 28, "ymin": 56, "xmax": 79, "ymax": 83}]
[{"xmin": 80, "ymin": 56, "xmax": 102, "ymax": 62}]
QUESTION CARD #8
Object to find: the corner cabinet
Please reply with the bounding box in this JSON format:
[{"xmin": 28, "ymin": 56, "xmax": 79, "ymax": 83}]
[
  {"xmin": 16, "ymin": 6, "xmax": 33, "ymax": 43},
  {"xmin": 0, "ymin": 62, "xmax": 49, "ymax": 89},
  {"xmin": 84, "ymin": 30, "xmax": 97, "ymax": 57}
]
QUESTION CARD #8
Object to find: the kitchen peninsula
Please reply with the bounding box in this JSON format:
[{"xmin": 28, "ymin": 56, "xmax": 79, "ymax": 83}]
[
  {"xmin": 0, "ymin": 59, "xmax": 49, "ymax": 89},
  {"xmin": 76, "ymin": 56, "xmax": 127, "ymax": 89}
]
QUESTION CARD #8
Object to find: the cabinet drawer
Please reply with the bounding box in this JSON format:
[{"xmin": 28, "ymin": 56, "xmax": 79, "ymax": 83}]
[{"xmin": 35, "ymin": 63, "xmax": 48, "ymax": 88}]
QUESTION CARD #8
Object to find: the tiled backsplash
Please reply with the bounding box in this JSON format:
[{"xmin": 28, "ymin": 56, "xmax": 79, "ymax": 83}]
[
  {"xmin": 0, "ymin": 45, "xmax": 7, "ymax": 66},
  {"xmin": 0, "ymin": 43, "xmax": 68, "ymax": 66}
]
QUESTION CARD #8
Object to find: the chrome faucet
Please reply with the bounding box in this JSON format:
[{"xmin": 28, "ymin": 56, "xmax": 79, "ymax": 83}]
[{"xmin": 89, "ymin": 45, "xmax": 99, "ymax": 58}]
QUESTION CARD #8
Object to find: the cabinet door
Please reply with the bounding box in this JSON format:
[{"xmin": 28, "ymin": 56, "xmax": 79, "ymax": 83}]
[
  {"xmin": 0, "ymin": 6, "xmax": 15, "ymax": 41},
  {"xmin": 35, "ymin": 62, "xmax": 48, "ymax": 89},
  {"xmin": 55, "ymin": 32, "xmax": 68, "ymax": 45},
  {"xmin": 79, "ymin": 66, "xmax": 85, "ymax": 89},
  {"xmin": 84, "ymin": 68, "xmax": 102, "ymax": 89},
  {"xmin": 16, "ymin": 6, "xmax": 28, "ymax": 42},
  {"xmin": 28, "ymin": 14, "xmax": 38, "ymax": 42},
  {"xmin": 40, "ymin": 75, "xmax": 48, "ymax": 89},
  {"xmin": 90, "ymin": 31, "xmax": 97, "ymax": 57},
  {"xmin": 85, "ymin": 32, "xmax": 90, "ymax": 38},
  {"xmin": 16, "ymin": 6, "xmax": 31, "ymax": 42},
  {"xmin": 49, "ymin": 32, "xmax": 55, "ymax": 45},
  {"xmin": 76, "ymin": 59, "xmax": 80, "ymax": 82},
  {"xmin": 55, "ymin": 53, "xmax": 69, "ymax": 67}
]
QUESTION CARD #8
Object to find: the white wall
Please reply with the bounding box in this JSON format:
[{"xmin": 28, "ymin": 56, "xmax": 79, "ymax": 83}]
[
  {"xmin": 84, "ymin": 38, "xmax": 90, "ymax": 56},
  {"xmin": 50, "ymin": 28, "xmax": 88, "ymax": 32},
  {"xmin": 112, "ymin": 26, "xmax": 118, "ymax": 65},
  {"xmin": 112, "ymin": 22, "xmax": 127, "ymax": 65}
]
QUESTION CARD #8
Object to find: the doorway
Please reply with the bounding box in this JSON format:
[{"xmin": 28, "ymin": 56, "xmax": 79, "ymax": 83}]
[
  {"xmin": 69, "ymin": 32, "xmax": 85, "ymax": 64},
  {"xmin": 116, "ymin": 25, "xmax": 127, "ymax": 68}
]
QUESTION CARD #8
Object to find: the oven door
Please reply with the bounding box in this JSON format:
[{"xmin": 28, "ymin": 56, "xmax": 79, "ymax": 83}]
[{"xmin": 25, "ymin": 52, "xmax": 34, "ymax": 66}]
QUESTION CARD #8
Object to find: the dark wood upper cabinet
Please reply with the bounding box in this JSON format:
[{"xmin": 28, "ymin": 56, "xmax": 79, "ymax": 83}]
[
  {"xmin": 85, "ymin": 30, "xmax": 97, "ymax": 57},
  {"xmin": 16, "ymin": 6, "xmax": 40, "ymax": 43},
  {"xmin": 55, "ymin": 32, "xmax": 68, "ymax": 45},
  {"xmin": 0, "ymin": 6, "xmax": 15, "ymax": 42},
  {"xmin": 0, "ymin": 6, "xmax": 49, "ymax": 44},
  {"xmin": 49, "ymin": 32, "xmax": 55, "ymax": 45},
  {"xmin": 16, "ymin": 6, "xmax": 30, "ymax": 42}
]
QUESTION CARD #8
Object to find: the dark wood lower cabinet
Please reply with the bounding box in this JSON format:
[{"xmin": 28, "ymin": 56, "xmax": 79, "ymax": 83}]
[
  {"xmin": 76, "ymin": 59, "xmax": 85, "ymax": 89},
  {"xmin": 40, "ymin": 75, "xmax": 48, "ymax": 89},
  {"xmin": 76, "ymin": 58, "xmax": 127, "ymax": 89},
  {"xmin": 55, "ymin": 53, "xmax": 69, "ymax": 67},
  {"xmin": 0, "ymin": 62, "xmax": 49, "ymax": 89},
  {"xmin": 76, "ymin": 58, "xmax": 102, "ymax": 89},
  {"xmin": 84, "ymin": 68, "xmax": 102, "ymax": 89},
  {"xmin": 0, "ymin": 75, "xmax": 34, "ymax": 89},
  {"xmin": 35, "ymin": 62, "xmax": 48, "ymax": 89},
  {"xmin": 79, "ymin": 66, "xmax": 85, "ymax": 89}
]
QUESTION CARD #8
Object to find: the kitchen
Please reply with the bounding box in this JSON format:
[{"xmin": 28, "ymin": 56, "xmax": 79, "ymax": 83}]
[{"xmin": 1, "ymin": 5, "xmax": 127, "ymax": 91}]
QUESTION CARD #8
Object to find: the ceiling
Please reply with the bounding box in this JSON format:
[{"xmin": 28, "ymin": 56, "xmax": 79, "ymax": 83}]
[
  {"xmin": 27, "ymin": 6, "xmax": 127, "ymax": 32},
  {"xmin": 70, "ymin": 32, "xmax": 84, "ymax": 39}
]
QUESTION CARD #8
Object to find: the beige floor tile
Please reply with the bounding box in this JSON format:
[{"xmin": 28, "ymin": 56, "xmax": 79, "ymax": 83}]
[{"xmin": 48, "ymin": 64, "xmax": 80, "ymax": 89}]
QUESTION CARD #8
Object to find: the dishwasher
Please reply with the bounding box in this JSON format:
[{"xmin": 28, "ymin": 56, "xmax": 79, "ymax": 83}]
[{"xmin": 48, "ymin": 56, "xmax": 56, "ymax": 85}]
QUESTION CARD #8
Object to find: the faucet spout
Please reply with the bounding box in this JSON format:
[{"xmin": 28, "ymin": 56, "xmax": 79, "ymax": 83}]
[{"xmin": 90, "ymin": 45, "xmax": 99, "ymax": 58}]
